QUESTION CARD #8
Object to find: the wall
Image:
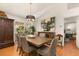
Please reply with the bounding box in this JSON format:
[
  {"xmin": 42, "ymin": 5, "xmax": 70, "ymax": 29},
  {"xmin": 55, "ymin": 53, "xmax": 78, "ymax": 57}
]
[
  {"xmin": 55, "ymin": 4, "xmax": 67, "ymax": 46},
  {"xmin": 34, "ymin": 4, "xmax": 57, "ymax": 32},
  {"xmin": 64, "ymin": 17, "xmax": 77, "ymax": 23},
  {"xmin": 76, "ymin": 17, "xmax": 79, "ymax": 48},
  {"xmin": 34, "ymin": 19, "xmax": 43, "ymax": 32}
]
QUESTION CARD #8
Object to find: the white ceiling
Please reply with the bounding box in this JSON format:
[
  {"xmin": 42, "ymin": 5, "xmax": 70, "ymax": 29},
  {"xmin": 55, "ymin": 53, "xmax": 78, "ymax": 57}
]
[
  {"xmin": 67, "ymin": 3, "xmax": 79, "ymax": 9},
  {"xmin": 0, "ymin": 3, "xmax": 57, "ymax": 19},
  {"xmin": 1, "ymin": 3, "xmax": 78, "ymax": 19}
]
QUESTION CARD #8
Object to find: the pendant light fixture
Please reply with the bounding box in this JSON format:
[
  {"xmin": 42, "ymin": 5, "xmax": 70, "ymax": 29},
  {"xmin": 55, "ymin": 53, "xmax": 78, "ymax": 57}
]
[{"xmin": 26, "ymin": 3, "xmax": 35, "ymax": 21}]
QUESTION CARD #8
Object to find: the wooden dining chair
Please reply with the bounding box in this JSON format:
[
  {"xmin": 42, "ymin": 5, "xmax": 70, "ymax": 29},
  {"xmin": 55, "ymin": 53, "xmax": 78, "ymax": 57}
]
[
  {"xmin": 15, "ymin": 34, "xmax": 22, "ymax": 55},
  {"xmin": 20, "ymin": 36, "xmax": 37, "ymax": 56},
  {"xmin": 56, "ymin": 34, "xmax": 63, "ymax": 46},
  {"xmin": 37, "ymin": 39, "xmax": 57, "ymax": 56}
]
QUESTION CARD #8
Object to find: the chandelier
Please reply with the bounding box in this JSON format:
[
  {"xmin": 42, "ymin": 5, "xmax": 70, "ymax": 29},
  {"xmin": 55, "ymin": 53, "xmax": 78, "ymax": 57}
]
[{"xmin": 26, "ymin": 3, "xmax": 35, "ymax": 21}]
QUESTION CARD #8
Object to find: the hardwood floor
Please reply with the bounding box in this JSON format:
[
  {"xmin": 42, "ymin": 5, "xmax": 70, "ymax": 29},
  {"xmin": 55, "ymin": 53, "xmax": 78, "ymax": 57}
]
[
  {"xmin": 57, "ymin": 39, "xmax": 79, "ymax": 56},
  {"xmin": 0, "ymin": 45, "xmax": 63, "ymax": 56},
  {"xmin": 56, "ymin": 46, "xmax": 63, "ymax": 56},
  {"xmin": 0, "ymin": 45, "xmax": 18, "ymax": 56},
  {"xmin": 0, "ymin": 39, "xmax": 79, "ymax": 56},
  {"xmin": 63, "ymin": 39, "xmax": 79, "ymax": 56}
]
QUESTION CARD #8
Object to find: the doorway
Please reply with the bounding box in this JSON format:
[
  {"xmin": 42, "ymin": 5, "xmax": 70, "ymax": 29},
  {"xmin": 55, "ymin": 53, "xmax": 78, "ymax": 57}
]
[
  {"xmin": 64, "ymin": 17, "xmax": 76, "ymax": 43},
  {"xmin": 63, "ymin": 16, "xmax": 78, "ymax": 55}
]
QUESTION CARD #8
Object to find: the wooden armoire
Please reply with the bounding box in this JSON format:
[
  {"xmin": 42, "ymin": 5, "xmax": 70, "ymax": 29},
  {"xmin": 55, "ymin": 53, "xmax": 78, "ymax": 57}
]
[{"xmin": 0, "ymin": 16, "xmax": 14, "ymax": 48}]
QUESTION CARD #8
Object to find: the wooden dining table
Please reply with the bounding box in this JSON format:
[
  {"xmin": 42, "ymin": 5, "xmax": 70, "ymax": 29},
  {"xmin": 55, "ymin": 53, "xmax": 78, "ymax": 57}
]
[{"xmin": 26, "ymin": 37, "xmax": 52, "ymax": 47}]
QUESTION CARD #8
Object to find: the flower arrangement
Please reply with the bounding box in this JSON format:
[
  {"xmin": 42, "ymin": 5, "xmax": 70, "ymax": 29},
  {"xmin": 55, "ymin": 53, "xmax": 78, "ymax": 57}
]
[
  {"xmin": 27, "ymin": 25, "xmax": 36, "ymax": 35},
  {"xmin": 16, "ymin": 25, "xmax": 26, "ymax": 34},
  {"xmin": 41, "ymin": 17, "xmax": 55, "ymax": 31}
]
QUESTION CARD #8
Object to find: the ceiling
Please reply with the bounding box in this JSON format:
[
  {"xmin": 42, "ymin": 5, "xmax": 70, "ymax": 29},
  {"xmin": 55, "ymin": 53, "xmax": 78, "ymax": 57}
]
[
  {"xmin": 0, "ymin": 3, "xmax": 78, "ymax": 19},
  {"xmin": 67, "ymin": 3, "xmax": 79, "ymax": 9},
  {"xmin": 0, "ymin": 3, "xmax": 57, "ymax": 19}
]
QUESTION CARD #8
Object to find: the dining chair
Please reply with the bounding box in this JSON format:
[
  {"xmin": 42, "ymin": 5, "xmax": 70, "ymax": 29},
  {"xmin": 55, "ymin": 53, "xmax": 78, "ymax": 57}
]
[
  {"xmin": 37, "ymin": 38, "xmax": 57, "ymax": 56},
  {"xmin": 56, "ymin": 34, "xmax": 63, "ymax": 46},
  {"xmin": 15, "ymin": 34, "xmax": 22, "ymax": 55},
  {"xmin": 20, "ymin": 36, "xmax": 37, "ymax": 56}
]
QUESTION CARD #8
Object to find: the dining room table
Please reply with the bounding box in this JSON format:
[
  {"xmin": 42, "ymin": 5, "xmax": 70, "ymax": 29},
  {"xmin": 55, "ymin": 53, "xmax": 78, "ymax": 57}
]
[{"xmin": 26, "ymin": 36, "xmax": 52, "ymax": 47}]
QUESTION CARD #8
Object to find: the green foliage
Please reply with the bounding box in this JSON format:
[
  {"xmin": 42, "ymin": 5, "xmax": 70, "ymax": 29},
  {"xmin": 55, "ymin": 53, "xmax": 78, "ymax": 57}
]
[
  {"xmin": 27, "ymin": 26, "xmax": 36, "ymax": 35},
  {"xmin": 41, "ymin": 17, "xmax": 55, "ymax": 31},
  {"xmin": 16, "ymin": 25, "xmax": 26, "ymax": 33}
]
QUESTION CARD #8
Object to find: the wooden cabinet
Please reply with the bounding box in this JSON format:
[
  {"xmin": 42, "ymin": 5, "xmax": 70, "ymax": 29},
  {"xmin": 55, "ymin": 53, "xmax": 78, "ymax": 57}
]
[
  {"xmin": 0, "ymin": 17, "xmax": 14, "ymax": 48},
  {"xmin": 38, "ymin": 31, "xmax": 55, "ymax": 38}
]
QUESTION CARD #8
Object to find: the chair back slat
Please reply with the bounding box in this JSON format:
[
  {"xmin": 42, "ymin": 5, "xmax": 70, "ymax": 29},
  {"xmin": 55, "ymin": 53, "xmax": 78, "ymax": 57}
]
[
  {"xmin": 20, "ymin": 36, "xmax": 31, "ymax": 53},
  {"xmin": 16, "ymin": 34, "xmax": 22, "ymax": 47},
  {"xmin": 49, "ymin": 39, "xmax": 57, "ymax": 56}
]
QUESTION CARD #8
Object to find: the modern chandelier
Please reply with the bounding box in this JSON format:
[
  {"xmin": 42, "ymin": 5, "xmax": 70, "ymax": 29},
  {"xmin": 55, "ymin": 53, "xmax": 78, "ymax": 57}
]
[{"xmin": 26, "ymin": 3, "xmax": 35, "ymax": 21}]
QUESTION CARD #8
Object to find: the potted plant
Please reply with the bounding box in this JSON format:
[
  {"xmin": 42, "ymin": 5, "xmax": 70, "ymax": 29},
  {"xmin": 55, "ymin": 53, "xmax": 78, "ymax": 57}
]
[
  {"xmin": 16, "ymin": 25, "xmax": 26, "ymax": 35},
  {"xmin": 27, "ymin": 25, "xmax": 36, "ymax": 38},
  {"xmin": 28, "ymin": 25, "xmax": 36, "ymax": 35}
]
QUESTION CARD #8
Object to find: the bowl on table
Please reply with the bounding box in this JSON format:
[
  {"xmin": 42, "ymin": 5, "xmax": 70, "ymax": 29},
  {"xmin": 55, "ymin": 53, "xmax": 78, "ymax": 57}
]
[{"xmin": 27, "ymin": 35, "xmax": 36, "ymax": 39}]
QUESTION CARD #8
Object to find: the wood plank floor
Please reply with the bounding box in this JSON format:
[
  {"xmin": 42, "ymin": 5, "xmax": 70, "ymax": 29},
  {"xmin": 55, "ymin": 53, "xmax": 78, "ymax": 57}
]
[
  {"xmin": 0, "ymin": 39, "xmax": 79, "ymax": 56},
  {"xmin": 0, "ymin": 45, "xmax": 63, "ymax": 56},
  {"xmin": 0, "ymin": 45, "xmax": 18, "ymax": 56},
  {"xmin": 63, "ymin": 39, "xmax": 79, "ymax": 56}
]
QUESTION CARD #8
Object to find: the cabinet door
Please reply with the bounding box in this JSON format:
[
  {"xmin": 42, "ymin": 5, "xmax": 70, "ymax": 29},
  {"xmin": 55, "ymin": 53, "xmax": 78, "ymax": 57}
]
[
  {"xmin": 7, "ymin": 20, "xmax": 13, "ymax": 41},
  {"xmin": 0, "ymin": 19, "xmax": 4, "ymax": 42},
  {"xmin": 4, "ymin": 19, "xmax": 14, "ymax": 42}
]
